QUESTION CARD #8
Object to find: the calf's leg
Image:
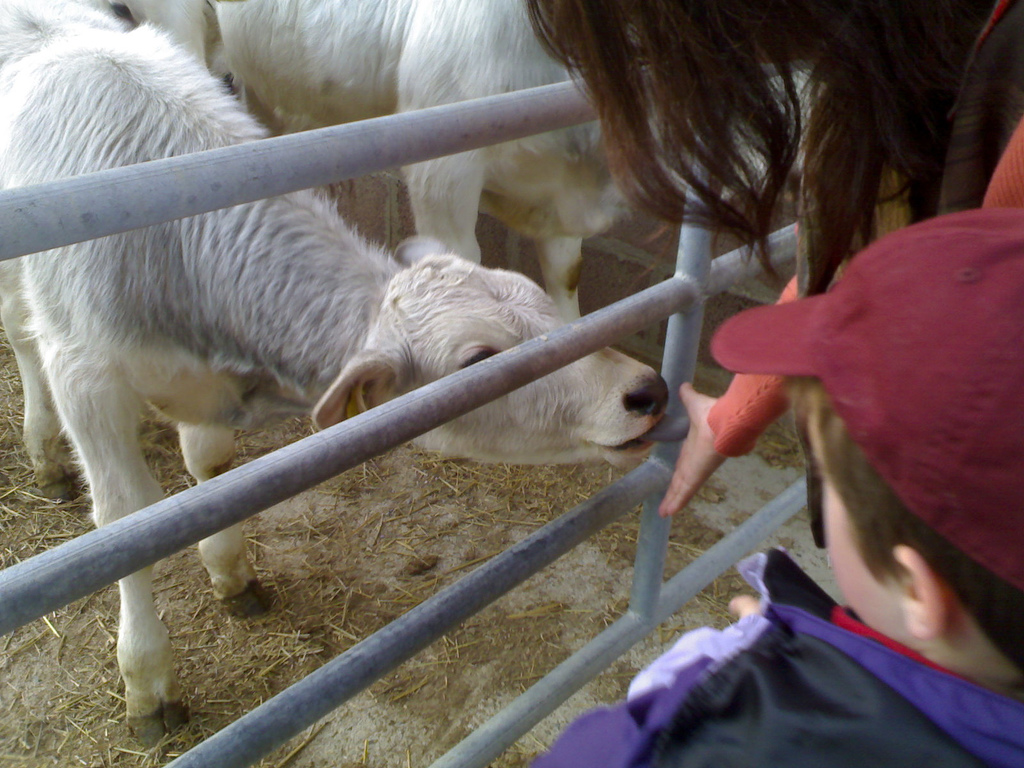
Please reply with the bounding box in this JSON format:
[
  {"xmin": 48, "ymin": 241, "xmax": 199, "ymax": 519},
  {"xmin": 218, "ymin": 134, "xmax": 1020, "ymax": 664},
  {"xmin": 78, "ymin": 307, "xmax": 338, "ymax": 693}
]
[
  {"xmin": 535, "ymin": 235, "xmax": 584, "ymax": 322},
  {"xmin": 41, "ymin": 348, "xmax": 185, "ymax": 744},
  {"xmin": 404, "ymin": 154, "xmax": 486, "ymax": 264},
  {"xmin": 0, "ymin": 281, "xmax": 76, "ymax": 499},
  {"xmin": 404, "ymin": 154, "xmax": 585, "ymax": 320},
  {"xmin": 179, "ymin": 423, "xmax": 269, "ymax": 615}
]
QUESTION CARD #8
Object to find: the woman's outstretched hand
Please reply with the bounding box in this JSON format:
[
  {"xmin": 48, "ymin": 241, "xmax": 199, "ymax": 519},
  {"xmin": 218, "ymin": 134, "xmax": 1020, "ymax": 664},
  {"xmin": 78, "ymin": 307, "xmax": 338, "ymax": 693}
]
[{"xmin": 658, "ymin": 383, "xmax": 728, "ymax": 517}]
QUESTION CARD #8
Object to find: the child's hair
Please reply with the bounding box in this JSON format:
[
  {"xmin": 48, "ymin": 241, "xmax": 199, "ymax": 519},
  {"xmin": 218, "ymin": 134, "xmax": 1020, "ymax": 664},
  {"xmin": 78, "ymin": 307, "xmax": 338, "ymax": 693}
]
[{"xmin": 789, "ymin": 377, "xmax": 1024, "ymax": 674}]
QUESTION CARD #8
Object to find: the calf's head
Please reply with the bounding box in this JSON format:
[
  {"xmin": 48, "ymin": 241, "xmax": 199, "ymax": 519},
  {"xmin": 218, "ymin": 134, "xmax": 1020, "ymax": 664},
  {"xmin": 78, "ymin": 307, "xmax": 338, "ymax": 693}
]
[{"xmin": 313, "ymin": 245, "xmax": 667, "ymax": 466}]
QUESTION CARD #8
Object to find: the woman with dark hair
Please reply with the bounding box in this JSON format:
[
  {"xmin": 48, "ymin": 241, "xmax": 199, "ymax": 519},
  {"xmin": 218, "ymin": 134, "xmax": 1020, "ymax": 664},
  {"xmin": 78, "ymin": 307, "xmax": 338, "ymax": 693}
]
[{"xmin": 526, "ymin": 0, "xmax": 1024, "ymax": 521}]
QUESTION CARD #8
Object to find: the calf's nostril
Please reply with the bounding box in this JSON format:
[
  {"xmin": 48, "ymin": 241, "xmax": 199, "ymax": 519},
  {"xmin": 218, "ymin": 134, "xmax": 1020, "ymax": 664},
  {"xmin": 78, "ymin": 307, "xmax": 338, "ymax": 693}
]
[{"xmin": 623, "ymin": 376, "xmax": 668, "ymax": 416}]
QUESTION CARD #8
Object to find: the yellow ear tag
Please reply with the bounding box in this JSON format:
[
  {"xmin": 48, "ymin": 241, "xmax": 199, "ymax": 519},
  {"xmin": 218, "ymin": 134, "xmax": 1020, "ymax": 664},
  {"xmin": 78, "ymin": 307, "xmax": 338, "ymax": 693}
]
[
  {"xmin": 346, "ymin": 392, "xmax": 362, "ymax": 420},
  {"xmin": 346, "ymin": 382, "xmax": 372, "ymax": 420}
]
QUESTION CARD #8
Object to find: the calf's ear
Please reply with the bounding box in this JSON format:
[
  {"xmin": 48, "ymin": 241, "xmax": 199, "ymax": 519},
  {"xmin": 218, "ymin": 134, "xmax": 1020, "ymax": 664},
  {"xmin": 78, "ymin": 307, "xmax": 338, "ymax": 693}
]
[{"xmin": 312, "ymin": 351, "xmax": 404, "ymax": 429}]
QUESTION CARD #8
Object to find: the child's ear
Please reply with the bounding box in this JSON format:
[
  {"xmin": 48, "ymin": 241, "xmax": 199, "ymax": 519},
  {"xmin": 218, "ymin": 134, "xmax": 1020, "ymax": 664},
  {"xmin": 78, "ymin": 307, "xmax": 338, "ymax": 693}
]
[{"xmin": 892, "ymin": 545, "xmax": 958, "ymax": 641}]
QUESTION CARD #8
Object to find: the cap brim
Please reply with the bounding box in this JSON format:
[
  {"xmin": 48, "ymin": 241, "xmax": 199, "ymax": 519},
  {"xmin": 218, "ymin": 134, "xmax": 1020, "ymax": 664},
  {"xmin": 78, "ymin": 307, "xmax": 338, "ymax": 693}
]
[{"xmin": 711, "ymin": 293, "xmax": 829, "ymax": 377}]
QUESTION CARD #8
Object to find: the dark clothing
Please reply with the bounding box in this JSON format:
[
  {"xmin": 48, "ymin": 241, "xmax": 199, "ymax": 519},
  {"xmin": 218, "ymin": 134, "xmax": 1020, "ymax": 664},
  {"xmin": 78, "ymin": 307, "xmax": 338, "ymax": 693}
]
[
  {"xmin": 940, "ymin": 0, "xmax": 1024, "ymax": 212},
  {"xmin": 532, "ymin": 550, "xmax": 1024, "ymax": 768}
]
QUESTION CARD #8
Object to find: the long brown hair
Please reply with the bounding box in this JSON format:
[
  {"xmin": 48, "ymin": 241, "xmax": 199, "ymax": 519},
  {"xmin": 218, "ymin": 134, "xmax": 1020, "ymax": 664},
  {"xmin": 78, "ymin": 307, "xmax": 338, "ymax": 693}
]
[{"xmin": 526, "ymin": 0, "xmax": 992, "ymax": 292}]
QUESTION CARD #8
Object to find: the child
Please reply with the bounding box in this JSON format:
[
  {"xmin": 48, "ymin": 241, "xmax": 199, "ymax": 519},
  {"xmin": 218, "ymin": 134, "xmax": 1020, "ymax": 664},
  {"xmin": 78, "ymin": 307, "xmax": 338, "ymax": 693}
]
[{"xmin": 532, "ymin": 208, "xmax": 1024, "ymax": 767}]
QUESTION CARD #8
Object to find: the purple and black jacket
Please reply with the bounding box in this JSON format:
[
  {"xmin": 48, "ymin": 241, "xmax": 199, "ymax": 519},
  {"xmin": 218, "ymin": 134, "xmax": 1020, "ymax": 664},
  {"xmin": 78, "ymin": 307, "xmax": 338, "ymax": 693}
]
[{"xmin": 532, "ymin": 550, "xmax": 1024, "ymax": 768}]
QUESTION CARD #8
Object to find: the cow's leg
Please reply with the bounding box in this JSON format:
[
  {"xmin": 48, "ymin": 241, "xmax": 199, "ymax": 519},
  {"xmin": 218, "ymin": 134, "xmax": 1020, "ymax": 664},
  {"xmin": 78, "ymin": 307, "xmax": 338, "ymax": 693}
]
[
  {"xmin": 535, "ymin": 235, "xmax": 584, "ymax": 322},
  {"xmin": 404, "ymin": 156, "xmax": 585, "ymax": 320},
  {"xmin": 403, "ymin": 155, "xmax": 486, "ymax": 264},
  {"xmin": 237, "ymin": 80, "xmax": 288, "ymax": 134},
  {"xmin": 41, "ymin": 348, "xmax": 185, "ymax": 744},
  {"xmin": 0, "ymin": 279, "xmax": 76, "ymax": 499},
  {"xmin": 178, "ymin": 423, "xmax": 269, "ymax": 616}
]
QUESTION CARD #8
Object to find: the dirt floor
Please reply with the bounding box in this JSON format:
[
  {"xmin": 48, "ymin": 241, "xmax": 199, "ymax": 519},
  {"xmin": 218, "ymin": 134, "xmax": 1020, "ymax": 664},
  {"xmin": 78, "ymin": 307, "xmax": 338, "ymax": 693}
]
[{"xmin": 0, "ymin": 332, "xmax": 823, "ymax": 768}]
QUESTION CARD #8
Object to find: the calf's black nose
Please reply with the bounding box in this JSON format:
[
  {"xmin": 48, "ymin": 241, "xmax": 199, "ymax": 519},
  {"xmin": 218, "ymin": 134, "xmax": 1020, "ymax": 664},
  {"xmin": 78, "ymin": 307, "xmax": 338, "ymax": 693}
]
[{"xmin": 623, "ymin": 375, "xmax": 668, "ymax": 416}]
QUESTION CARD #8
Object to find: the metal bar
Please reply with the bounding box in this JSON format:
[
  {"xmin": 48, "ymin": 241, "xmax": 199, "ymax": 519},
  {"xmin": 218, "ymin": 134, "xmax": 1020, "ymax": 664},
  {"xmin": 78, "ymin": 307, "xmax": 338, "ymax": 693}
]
[
  {"xmin": 707, "ymin": 223, "xmax": 797, "ymax": 296},
  {"xmin": 165, "ymin": 461, "xmax": 671, "ymax": 768},
  {"xmin": 651, "ymin": 479, "xmax": 807, "ymax": 624},
  {"xmin": 629, "ymin": 218, "xmax": 713, "ymax": 619},
  {"xmin": 428, "ymin": 479, "xmax": 806, "ymax": 768},
  {"xmin": 0, "ymin": 224, "xmax": 794, "ymax": 636},
  {"xmin": 0, "ymin": 82, "xmax": 594, "ymax": 262}
]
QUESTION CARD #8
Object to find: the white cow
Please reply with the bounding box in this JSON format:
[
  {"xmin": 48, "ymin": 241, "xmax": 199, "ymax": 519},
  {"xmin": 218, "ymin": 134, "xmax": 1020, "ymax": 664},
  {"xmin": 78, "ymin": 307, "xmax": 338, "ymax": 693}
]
[
  {"xmin": 0, "ymin": 2, "xmax": 665, "ymax": 743},
  {"xmin": 87, "ymin": 0, "xmax": 626, "ymax": 321},
  {"xmin": 85, "ymin": 0, "xmax": 221, "ymax": 68}
]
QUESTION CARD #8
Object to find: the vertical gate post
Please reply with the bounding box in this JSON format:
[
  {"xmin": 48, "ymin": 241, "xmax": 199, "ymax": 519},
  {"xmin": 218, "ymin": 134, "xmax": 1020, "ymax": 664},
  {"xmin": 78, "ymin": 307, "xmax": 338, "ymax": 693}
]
[{"xmin": 629, "ymin": 216, "xmax": 712, "ymax": 618}]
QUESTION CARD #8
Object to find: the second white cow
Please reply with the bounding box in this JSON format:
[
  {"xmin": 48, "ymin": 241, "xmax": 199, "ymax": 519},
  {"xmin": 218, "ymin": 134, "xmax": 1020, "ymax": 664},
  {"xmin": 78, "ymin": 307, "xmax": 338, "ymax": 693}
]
[{"xmin": 89, "ymin": 0, "xmax": 627, "ymax": 320}]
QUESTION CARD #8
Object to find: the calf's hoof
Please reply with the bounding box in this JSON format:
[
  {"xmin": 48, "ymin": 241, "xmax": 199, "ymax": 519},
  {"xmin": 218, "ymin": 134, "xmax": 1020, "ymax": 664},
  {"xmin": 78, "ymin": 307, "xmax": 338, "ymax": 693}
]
[
  {"xmin": 31, "ymin": 461, "xmax": 79, "ymax": 501},
  {"xmin": 128, "ymin": 699, "xmax": 190, "ymax": 747},
  {"xmin": 222, "ymin": 579, "xmax": 272, "ymax": 617},
  {"xmin": 35, "ymin": 475, "xmax": 78, "ymax": 503}
]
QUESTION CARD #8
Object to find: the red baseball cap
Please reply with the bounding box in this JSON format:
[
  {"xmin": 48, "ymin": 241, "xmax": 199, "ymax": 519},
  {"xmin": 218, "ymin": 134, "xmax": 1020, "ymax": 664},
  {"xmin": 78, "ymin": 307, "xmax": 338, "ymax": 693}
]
[{"xmin": 711, "ymin": 208, "xmax": 1024, "ymax": 592}]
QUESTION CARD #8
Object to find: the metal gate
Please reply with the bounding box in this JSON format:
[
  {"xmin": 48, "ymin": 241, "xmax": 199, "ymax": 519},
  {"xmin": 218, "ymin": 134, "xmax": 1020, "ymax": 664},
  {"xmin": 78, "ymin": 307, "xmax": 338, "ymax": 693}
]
[{"xmin": 0, "ymin": 82, "xmax": 804, "ymax": 768}]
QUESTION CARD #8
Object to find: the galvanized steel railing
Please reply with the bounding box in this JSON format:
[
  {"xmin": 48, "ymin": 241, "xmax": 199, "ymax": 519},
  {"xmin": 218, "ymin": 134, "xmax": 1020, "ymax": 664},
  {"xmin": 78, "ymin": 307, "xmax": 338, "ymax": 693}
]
[
  {"xmin": 0, "ymin": 83, "xmax": 804, "ymax": 767},
  {"xmin": 0, "ymin": 82, "xmax": 593, "ymax": 262}
]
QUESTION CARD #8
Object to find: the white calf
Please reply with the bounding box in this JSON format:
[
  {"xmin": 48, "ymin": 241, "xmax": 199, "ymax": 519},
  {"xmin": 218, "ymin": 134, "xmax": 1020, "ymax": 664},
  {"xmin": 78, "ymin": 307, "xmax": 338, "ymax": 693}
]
[
  {"xmin": 0, "ymin": 2, "xmax": 665, "ymax": 743},
  {"xmin": 89, "ymin": 0, "xmax": 626, "ymax": 320}
]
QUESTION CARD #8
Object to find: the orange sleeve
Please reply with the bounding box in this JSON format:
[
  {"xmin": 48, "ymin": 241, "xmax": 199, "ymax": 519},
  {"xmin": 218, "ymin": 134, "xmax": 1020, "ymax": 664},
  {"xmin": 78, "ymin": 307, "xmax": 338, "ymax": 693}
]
[
  {"xmin": 984, "ymin": 116, "xmax": 1024, "ymax": 208},
  {"xmin": 707, "ymin": 276, "xmax": 799, "ymax": 457},
  {"xmin": 707, "ymin": 113, "xmax": 1022, "ymax": 458}
]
